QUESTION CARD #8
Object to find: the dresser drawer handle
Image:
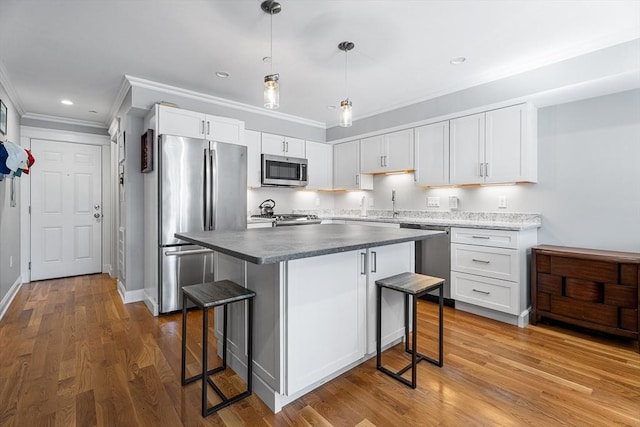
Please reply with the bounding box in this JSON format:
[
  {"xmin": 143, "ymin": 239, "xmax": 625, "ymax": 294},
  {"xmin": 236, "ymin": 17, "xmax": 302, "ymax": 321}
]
[
  {"xmin": 472, "ymin": 259, "xmax": 490, "ymax": 264},
  {"xmin": 471, "ymin": 235, "xmax": 491, "ymax": 239},
  {"xmin": 472, "ymin": 289, "xmax": 491, "ymax": 295}
]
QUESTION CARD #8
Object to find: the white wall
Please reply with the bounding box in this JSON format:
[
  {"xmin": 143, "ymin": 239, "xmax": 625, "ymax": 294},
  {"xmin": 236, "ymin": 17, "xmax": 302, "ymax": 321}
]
[
  {"xmin": 0, "ymin": 82, "xmax": 21, "ymax": 308},
  {"xmin": 335, "ymin": 89, "xmax": 640, "ymax": 252}
]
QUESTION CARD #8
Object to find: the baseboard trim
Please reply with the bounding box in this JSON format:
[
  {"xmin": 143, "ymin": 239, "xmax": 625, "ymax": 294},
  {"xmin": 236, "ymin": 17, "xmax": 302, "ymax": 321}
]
[
  {"xmin": 102, "ymin": 263, "xmax": 113, "ymax": 278},
  {"xmin": 0, "ymin": 276, "xmax": 22, "ymax": 322},
  {"xmin": 143, "ymin": 290, "xmax": 159, "ymax": 316},
  {"xmin": 116, "ymin": 280, "xmax": 146, "ymax": 304}
]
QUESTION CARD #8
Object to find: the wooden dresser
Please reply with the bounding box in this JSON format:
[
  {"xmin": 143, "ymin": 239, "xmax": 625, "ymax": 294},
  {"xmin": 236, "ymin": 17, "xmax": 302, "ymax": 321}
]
[{"xmin": 531, "ymin": 245, "xmax": 639, "ymax": 351}]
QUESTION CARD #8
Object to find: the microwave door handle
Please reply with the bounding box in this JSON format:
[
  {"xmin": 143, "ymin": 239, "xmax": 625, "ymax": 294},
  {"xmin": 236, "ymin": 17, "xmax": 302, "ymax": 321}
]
[{"xmin": 203, "ymin": 147, "xmax": 211, "ymax": 231}]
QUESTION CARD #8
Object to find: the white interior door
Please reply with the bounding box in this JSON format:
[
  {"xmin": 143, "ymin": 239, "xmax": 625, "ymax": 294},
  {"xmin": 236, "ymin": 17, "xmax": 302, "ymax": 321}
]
[{"xmin": 30, "ymin": 139, "xmax": 102, "ymax": 281}]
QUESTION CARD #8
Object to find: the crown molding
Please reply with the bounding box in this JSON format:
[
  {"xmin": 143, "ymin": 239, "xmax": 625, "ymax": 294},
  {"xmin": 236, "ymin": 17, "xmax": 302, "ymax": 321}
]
[
  {"xmin": 125, "ymin": 75, "xmax": 326, "ymax": 129},
  {"xmin": 0, "ymin": 59, "xmax": 25, "ymax": 115},
  {"xmin": 21, "ymin": 112, "xmax": 108, "ymax": 129},
  {"xmin": 107, "ymin": 76, "xmax": 132, "ymax": 125}
]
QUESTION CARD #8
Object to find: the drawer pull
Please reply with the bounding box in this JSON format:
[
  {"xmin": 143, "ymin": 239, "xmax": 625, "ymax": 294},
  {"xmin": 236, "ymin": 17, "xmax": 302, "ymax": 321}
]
[
  {"xmin": 472, "ymin": 258, "xmax": 490, "ymax": 264},
  {"xmin": 472, "ymin": 288, "xmax": 491, "ymax": 295},
  {"xmin": 471, "ymin": 235, "xmax": 490, "ymax": 239}
]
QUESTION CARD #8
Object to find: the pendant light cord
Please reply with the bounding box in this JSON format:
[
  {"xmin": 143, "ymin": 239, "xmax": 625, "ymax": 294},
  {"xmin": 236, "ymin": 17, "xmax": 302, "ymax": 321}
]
[
  {"xmin": 270, "ymin": 10, "xmax": 274, "ymax": 74},
  {"xmin": 344, "ymin": 48, "xmax": 348, "ymax": 98}
]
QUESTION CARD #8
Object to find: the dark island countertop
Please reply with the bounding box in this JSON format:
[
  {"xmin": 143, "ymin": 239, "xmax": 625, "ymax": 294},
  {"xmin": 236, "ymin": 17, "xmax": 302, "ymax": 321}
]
[{"xmin": 176, "ymin": 224, "xmax": 443, "ymax": 265}]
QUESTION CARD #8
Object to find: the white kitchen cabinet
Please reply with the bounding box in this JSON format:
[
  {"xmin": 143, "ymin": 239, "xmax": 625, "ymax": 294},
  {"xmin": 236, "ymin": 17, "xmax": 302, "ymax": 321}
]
[
  {"xmin": 157, "ymin": 105, "xmax": 243, "ymax": 144},
  {"xmin": 450, "ymin": 104, "xmax": 537, "ymax": 185},
  {"xmin": 364, "ymin": 242, "xmax": 412, "ymax": 354},
  {"xmin": 484, "ymin": 103, "xmax": 537, "ymax": 183},
  {"xmin": 261, "ymin": 133, "xmax": 305, "ymax": 158},
  {"xmin": 450, "ymin": 226, "xmax": 537, "ymax": 327},
  {"xmin": 360, "ymin": 129, "xmax": 414, "ymax": 174},
  {"xmin": 245, "ymin": 130, "xmax": 262, "ymax": 188},
  {"xmin": 415, "ymin": 121, "xmax": 450, "ymax": 186},
  {"xmin": 449, "ymin": 112, "xmax": 485, "ymax": 185},
  {"xmin": 305, "ymin": 140, "xmax": 333, "ymax": 190},
  {"xmin": 333, "ymin": 140, "xmax": 373, "ymax": 190}
]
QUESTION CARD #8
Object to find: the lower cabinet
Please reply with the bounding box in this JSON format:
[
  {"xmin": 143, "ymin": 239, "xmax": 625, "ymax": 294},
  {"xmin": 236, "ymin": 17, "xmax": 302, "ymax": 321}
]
[
  {"xmin": 451, "ymin": 227, "xmax": 537, "ymax": 327},
  {"xmin": 216, "ymin": 242, "xmax": 413, "ymax": 410}
]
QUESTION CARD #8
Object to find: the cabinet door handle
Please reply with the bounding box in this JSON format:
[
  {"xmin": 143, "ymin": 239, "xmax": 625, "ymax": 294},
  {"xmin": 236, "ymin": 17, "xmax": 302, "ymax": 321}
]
[
  {"xmin": 360, "ymin": 253, "xmax": 366, "ymax": 275},
  {"xmin": 472, "ymin": 259, "xmax": 490, "ymax": 264},
  {"xmin": 380, "ymin": 156, "xmax": 383, "ymax": 167},
  {"xmin": 286, "ymin": 141, "xmax": 289, "ymax": 153},
  {"xmin": 356, "ymin": 175, "xmax": 359, "ymax": 185},
  {"xmin": 472, "ymin": 288, "xmax": 490, "ymax": 295},
  {"xmin": 201, "ymin": 120, "xmax": 205, "ymax": 135},
  {"xmin": 206, "ymin": 121, "xmax": 211, "ymax": 135},
  {"xmin": 479, "ymin": 162, "xmax": 484, "ymax": 177},
  {"xmin": 485, "ymin": 162, "xmax": 489, "ymax": 177},
  {"xmin": 384, "ymin": 155, "xmax": 387, "ymax": 167},
  {"xmin": 371, "ymin": 251, "xmax": 377, "ymax": 273},
  {"xmin": 471, "ymin": 235, "xmax": 490, "ymax": 239},
  {"xmin": 282, "ymin": 141, "xmax": 285, "ymax": 153}
]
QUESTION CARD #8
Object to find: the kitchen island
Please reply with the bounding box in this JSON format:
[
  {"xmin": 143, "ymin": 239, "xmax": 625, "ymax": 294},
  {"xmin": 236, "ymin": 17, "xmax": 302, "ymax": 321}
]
[{"xmin": 176, "ymin": 224, "xmax": 442, "ymax": 412}]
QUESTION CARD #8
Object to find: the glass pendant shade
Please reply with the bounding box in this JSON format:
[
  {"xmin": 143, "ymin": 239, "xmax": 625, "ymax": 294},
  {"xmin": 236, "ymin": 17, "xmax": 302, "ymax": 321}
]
[
  {"xmin": 339, "ymin": 98, "xmax": 352, "ymax": 127},
  {"xmin": 264, "ymin": 74, "xmax": 280, "ymax": 109}
]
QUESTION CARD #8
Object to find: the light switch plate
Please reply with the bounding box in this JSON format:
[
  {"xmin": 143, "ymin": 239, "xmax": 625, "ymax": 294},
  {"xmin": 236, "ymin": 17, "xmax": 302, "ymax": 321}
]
[
  {"xmin": 427, "ymin": 197, "xmax": 440, "ymax": 207},
  {"xmin": 498, "ymin": 196, "xmax": 507, "ymax": 209}
]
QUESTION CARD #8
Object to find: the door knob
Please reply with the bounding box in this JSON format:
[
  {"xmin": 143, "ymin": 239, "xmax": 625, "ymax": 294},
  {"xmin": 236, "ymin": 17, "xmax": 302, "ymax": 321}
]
[
  {"xmin": 94, "ymin": 205, "xmax": 101, "ymax": 210},
  {"xmin": 94, "ymin": 213, "xmax": 101, "ymax": 218}
]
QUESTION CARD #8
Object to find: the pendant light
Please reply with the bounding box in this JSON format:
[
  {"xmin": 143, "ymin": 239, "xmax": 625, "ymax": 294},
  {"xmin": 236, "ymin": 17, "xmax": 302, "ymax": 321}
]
[
  {"xmin": 338, "ymin": 41, "xmax": 354, "ymax": 127},
  {"xmin": 262, "ymin": 1, "xmax": 281, "ymax": 109}
]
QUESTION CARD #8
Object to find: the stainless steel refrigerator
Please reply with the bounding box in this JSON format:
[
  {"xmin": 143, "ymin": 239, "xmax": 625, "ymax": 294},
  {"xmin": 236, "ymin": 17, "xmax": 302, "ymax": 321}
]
[{"xmin": 158, "ymin": 135, "xmax": 247, "ymax": 313}]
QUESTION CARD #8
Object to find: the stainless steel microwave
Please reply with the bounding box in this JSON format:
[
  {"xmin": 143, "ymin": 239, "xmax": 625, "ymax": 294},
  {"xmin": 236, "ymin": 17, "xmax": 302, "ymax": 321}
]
[{"xmin": 261, "ymin": 154, "xmax": 308, "ymax": 187}]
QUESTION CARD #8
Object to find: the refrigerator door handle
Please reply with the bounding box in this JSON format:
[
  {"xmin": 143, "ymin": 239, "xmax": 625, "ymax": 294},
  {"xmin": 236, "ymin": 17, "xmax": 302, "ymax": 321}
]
[
  {"xmin": 164, "ymin": 248, "xmax": 214, "ymax": 256},
  {"xmin": 210, "ymin": 146, "xmax": 217, "ymax": 230},
  {"xmin": 204, "ymin": 147, "xmax": 211, "ymax": 230}
]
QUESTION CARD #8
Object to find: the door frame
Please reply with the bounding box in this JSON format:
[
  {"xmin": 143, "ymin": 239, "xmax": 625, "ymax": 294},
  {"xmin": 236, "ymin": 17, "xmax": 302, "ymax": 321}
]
[{"xmin": 20, "ymin": 126, "xmax": 112, "ymax": 283}]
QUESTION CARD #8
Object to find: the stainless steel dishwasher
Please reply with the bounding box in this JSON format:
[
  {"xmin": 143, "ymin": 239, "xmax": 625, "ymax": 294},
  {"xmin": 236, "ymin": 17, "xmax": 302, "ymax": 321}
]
[{"xmin": 400, "ymin": 223, "xmax": 452, "ymax": 304}]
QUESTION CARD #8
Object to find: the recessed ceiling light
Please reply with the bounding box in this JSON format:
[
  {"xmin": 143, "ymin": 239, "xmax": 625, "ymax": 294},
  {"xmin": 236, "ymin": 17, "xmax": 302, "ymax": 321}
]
[
  {"xmin": 450, "ymin": 57, "xmax": 467, "ymax": 65},
  {"xmin": 215, "ymin": 71, "xmax": 230, "ymax": 78},
  {"xmin": 61, "ymin": 99, "xmax": 73, "ymax": 105},
  {"xmin": 327, "ymin": 105, "xmax": 336, "ymax": 110},
  {"xmin": 262, "ymin": 56, "xmax": 272, "ymax": 63},
  {"xmin": 88, "ymin": 110, "xmax": 98, "ymax": 114}
]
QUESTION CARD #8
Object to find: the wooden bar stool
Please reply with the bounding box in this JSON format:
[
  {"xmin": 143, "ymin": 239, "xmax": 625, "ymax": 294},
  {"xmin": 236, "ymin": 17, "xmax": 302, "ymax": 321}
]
[
  {"xmin": 376, "ymin": 272, "xmax": 444, "ymax": 389},
  {"xmin": 181, "ymin": 280, "xmax": 255, "ymax": 417}
]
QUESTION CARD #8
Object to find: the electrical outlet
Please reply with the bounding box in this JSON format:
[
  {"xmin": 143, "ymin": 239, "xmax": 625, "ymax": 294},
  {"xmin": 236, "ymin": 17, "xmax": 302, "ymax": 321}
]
[
  {"xmin": 498, "ymin": 196, "xmax": 507, "ymax": 209},
  {"xmin": 449, "ymin": 196, "xmax": 458, "ymax": 210},
  {"xmin": 315, "ymin": 197, "xmax": 320, "ymax": 206},
  {"xmin": 427, "ymin": 197, "xmax": 440, "ymax": 207},
  {"xmin": 369, "ymin": 197, "xmax": 374, "ymax": 207},
  {"xmin": 9, "ymin": 256, "xmax": 13, "ymax": 268}
]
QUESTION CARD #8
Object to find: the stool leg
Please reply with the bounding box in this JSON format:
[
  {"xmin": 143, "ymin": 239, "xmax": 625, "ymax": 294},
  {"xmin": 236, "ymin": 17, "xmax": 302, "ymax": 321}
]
[
  {"xmin": 376, "ymin": 285, "xmax": 382, "ymax": 369},
  {"xmin": 438, "ymin": 283, "xmax": 444, "ymax": 367},
  {"xmin": 247, "ymin": 298, "xmax": 253, "ymax": 394},
  {"xmin": 222, "ymin": 304, "xmax": 228, "ymax": 369},
  {"xmin": 411, "ymin": 295, "xmax": 418, "ymax": 389},
  {"xmin": 202, "ymin": 307, "xmax": 209, "ymax": 417},
  {"xmin": 404, "ymin": 293, "xmax": 410, "ymax": 353},
  {"xmin": 181, "ymin": 293, "xmax": 188, "ymax": 385}
]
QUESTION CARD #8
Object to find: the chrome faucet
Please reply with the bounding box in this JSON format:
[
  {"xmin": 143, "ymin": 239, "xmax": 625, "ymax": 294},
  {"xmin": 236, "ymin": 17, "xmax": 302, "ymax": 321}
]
[{"xmin": 392, "ymin": 190, "xmax": 398, "ymax": 218}]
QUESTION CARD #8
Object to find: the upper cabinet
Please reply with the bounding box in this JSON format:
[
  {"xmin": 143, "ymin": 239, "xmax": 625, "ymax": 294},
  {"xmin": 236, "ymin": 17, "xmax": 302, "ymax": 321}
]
[
  {"xmin": 245, "ymin": 130, "xmax": 262, "ymax": 188},
  {"xmin": 415, "ymin": 121, "xmax": 450, "ymax": 186},
  {"xmin": 333, "ymin": 140, "xmax": 373, "ymax": 190},
  {"xmin": 305, "ymin": 140, "xmax": 333, "ymax": 191},
  {"xmin": 157, "ymin": 105, "xmax": 243, "ymax": 145},
  {"xmin": 450, "ymin": 104, "xmax": 537, "ymax": 185},
  {"xmin": 261, "ymin": 133, "xmax": 305, "ymax": 158},
  {"xmin": 360, "ymin": 129, "xmax": 414, "ymax": 174}
]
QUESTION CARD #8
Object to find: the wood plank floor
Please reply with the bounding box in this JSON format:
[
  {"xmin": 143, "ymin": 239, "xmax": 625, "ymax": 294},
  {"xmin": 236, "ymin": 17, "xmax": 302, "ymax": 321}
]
[{"xmin": 1, "ymin": 274, "xmax": 639, "ymax": 426}]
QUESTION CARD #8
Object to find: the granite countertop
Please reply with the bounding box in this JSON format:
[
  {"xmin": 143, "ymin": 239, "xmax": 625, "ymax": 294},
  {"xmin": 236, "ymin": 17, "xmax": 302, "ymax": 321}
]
[
  {"xmin": 176, "ymin": 224, "xmax": 443, "ymax": 265},
  {"xmin": 295, "ymin": 210, "xmax": 542, "ymax": 231}
]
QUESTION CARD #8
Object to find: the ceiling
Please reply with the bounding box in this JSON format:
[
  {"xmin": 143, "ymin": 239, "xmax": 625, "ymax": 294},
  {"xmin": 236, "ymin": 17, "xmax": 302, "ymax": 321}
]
[{"xmin": 0, "ymin": 0, "xmax": 639, "ymax": 129}]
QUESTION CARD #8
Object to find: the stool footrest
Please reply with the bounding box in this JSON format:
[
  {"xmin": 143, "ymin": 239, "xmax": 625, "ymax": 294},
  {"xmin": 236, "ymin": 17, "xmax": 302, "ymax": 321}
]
[
  {"xmin": 204, "ymin": 391, "xmax": 252, "ymax": 417},
  {"xmin": 182, "ymin": 365, "xmax": 226, "ymax": 386}
]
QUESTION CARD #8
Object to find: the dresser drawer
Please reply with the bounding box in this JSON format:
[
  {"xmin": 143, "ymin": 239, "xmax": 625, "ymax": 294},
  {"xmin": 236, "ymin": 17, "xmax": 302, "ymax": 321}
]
[
  {"xmin": 452, "ymin": 243, "xmax": 519, "ymax": 282},
  {"xmin": 452, "ymin": 272, "xmax": 518, "ymax": 315},
  {"xmin": 451, "ymin": 227, "xmax": 519, "ymax": 249}
]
